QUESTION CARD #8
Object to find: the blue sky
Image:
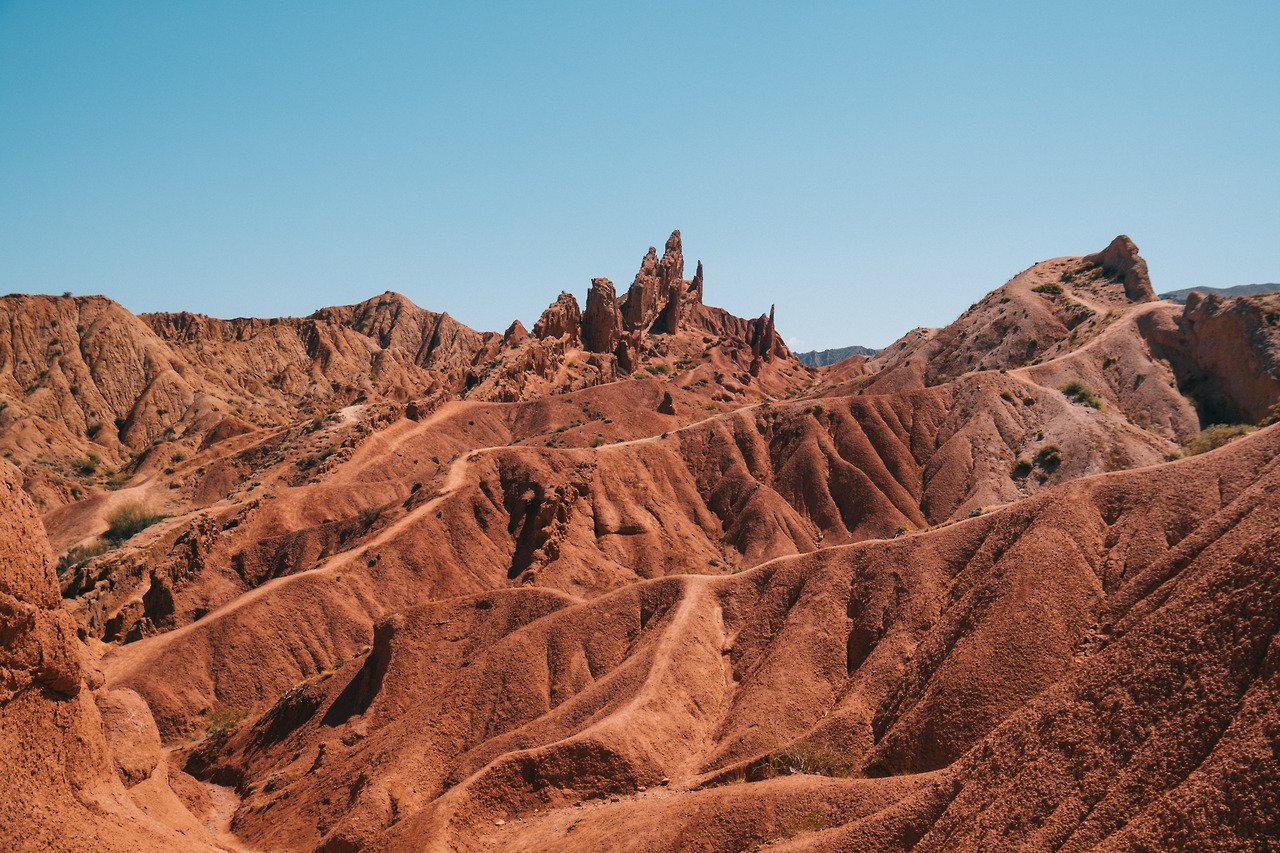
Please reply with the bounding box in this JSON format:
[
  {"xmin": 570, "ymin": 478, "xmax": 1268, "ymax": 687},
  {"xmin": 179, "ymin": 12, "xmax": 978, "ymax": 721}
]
[{"xmin": 1, "ymin": 2, "xmax": 1277, "ymax": 350}]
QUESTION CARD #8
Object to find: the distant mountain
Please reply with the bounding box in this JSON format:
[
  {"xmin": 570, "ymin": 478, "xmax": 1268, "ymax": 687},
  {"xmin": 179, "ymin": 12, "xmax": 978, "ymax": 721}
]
[
  {"xmin": 1159, "ymin": 283, "xmax": 1280, "ymax": 303},
  {"xmin": 796, "ymin": 344, "xmax": 879, "ymax": 367}
]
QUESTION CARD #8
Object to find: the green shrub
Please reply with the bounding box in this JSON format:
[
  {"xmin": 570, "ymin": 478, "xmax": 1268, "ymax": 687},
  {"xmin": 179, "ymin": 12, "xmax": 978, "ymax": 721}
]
[
  {"xmin": 1032, "ymin": 282, "xmax": 1064, "ymax": 295},
  {"xmin": 1059, "ymin": 380, "xmax": 1104, "ymax": 410},
  {"xmin": 104, "ymin": 502, "xmax": 166, "ymax": 543},
  {"xmin": 357, "ymin": 506, "xmax": 382, "ymax": 529},
  {"xmin": 1036, "ymin": 444, "xmax": 1063, "ymax": 470},
  {"xmin": 1011, "ymin": 458, "xmax": 1033, "ymax": 478},
  {"xmin": 105, "ymin": 473, "xmax": 129, "ymax": 490},
  {"xmin": 72, "ymin": 454, "xmax": 99, "ymax": 476},
  {"xmin": 1182, "ymin": 424, "xmax": 1255, "ymax": 456}
]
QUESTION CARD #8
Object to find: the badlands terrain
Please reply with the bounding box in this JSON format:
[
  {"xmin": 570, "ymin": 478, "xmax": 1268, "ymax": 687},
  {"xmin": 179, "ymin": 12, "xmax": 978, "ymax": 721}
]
[{"xmin": 2, "ymin": 231, "xmax": 1279, "ymax": 851}]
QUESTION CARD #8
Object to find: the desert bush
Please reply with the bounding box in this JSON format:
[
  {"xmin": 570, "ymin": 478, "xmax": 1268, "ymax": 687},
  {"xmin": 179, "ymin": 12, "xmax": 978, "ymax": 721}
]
[
  {"xmin": 56, "ymin": 540, "xmax": 113, "ymax": 575},
  {"xmin": 753, "ymin": 741, "xmax": 860, "ymax": 780},
  {"xmin": 1059, "ymin": 380, "xmax": 1104, "ymax": 410},
  {"xmin": 1036, "ymin": 444, "xmax": 1063, "ymax": 469},
  {"xmin": 104, "ymin": 502, "xmax": 166, "ymax": 543},
  {"xmin": 72, "ymin": 454, "xmax": 99, "ymax": 476},
  {"xmin": 1182, "ymin": 424, "xmax": 1255, "ymax": 456},
  {"xmin": 1032, "ymin": 282, "xmax": 1064, "ymax": 295},
  {"xmin": 358, "ymin": 506, "xmax": 382, "ymax": 528},
  {"xmin": 1011, "ymin": 458, "xmax": 1033, "ymax": 477}
]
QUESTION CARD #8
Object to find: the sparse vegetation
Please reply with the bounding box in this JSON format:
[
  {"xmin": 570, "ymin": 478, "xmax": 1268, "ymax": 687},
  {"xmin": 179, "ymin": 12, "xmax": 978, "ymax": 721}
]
[
  {"xmin": 205, "ymin": 705, "xmax": 249, "ymax": 738},
  {"xmin": 72, "ymin": 453, "xmax": 99, "ymax": 476},
  {"xmin": 104, "ymin": 502, "xmax": 166, "ymax": 543},
  {"xmin": 1059, "ymin": 380, "xmax": 1104, "ymax": 410},
  {"xmin": 358, "ymin": 506, "xmax": 382, "ymax": 528},
  {"xmin": 1011, "ymin": 458, "xmax": 1033, "ymax": 478},
  {"xmin": 1032, "ymin": 282, "xmax": 1064, "ymax": 295},
  {"xmin": 1182, "ymin": 424, "xmax": 1255, "ymax": 457},
  {"xmin": 56, "ymin": 540, "xmax": 113, "ymax": 575},
  {"xmin": 752, "ymin": 741, "xmax": 860, "ymax": 780}
]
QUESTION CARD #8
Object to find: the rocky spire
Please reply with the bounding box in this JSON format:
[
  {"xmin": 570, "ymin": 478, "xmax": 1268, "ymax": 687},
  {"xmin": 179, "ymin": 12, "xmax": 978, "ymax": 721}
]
[
  {"xmin": 621, "ymin": 246, "xmax": 660, "ymax": 331},
  {"xmin": 582, "ymin": 278, "xmax": 621, "ymax": 353},
  {"xmin": 749, "ymin": 304, "xmax": 782, "ymax": 362},
  {"xmin": 658, "ymin": 230, "xmax": 684, "ymax": 297},
  {"xmin": 689, "ymin": 260, "xmax": 704, "ymax": 304},
  {"xmin": 532, "ymin": 292, "xmax": 582, "ymax": 343},
  {"xmin": 620, "ymin": 230, "xmax": 689, "ymax": 332},
  {"xmin": 1083, "ymin": 235, "xmax": 1156, "ymax": 302}
]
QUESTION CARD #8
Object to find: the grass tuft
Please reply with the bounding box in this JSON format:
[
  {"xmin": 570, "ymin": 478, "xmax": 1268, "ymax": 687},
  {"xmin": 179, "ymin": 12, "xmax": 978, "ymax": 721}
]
[{"xmin": 104, "ymin": 502, "xmax": 166, "ymax": 543}]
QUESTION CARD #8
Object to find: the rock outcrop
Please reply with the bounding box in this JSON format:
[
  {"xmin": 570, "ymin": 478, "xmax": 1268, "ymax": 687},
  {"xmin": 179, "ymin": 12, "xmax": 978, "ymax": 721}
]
[
  {"xmin": 1146, "ymin": 290, "xmax": 1280, "ymax": 423},
  {"xmin": 503, "ymin": 319, "xmax": 528, "ymax": 345},
  {"xmin": 619, "ymin": 230, "xmax": 702, "ymax": 334},
  {"xmin": 532, "ymin": 292, "xmax": 582, "ymax": 343},
  {"xmin": 1083, "ymin": 234, "xmax": 1156, "ymax": 302},
  {"xmin": 582, "ymin": 278, "xmax": 621, "ymax": 354},
  {"xmin": 0, "ymin": 460, "xmax": 216, "ymax": 849}
]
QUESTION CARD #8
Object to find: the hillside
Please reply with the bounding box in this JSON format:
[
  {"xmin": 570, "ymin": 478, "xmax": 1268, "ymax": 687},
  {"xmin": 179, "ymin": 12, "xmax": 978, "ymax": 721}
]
[{"xmin": 3, "ymin": 232, "xmax": 1279, "ymax": 851}]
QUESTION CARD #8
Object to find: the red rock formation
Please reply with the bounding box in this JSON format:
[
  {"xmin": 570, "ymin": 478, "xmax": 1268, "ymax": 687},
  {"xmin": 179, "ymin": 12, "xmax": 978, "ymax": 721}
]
[
  {"xmin": 657, "ymin": 229, "xmax": 685, "ymax": 295},
  {"xmin": 532, "ymin": 292, "xmax": 582, "ymax": 343},
  {"xmin": 9, "ymin": 230, "xmax": 1280, "ymax": 851},
  {"xmin": 503, "ymin": 319, "xmax": 529, "ymax": 345},
  {"xmin": 620, "ymin": 231, "xmax": 690, "ymax": 333},
  {"xmin": 582, "ymin": 278, "xmax": 621, "ymax": 354},
  {"xmin": 0, "ymin": 460, "xmax": 217, "ymax": 849},
  {"xmin": 621, "ymin": 245, "xmax": 662, "ymax": 331},
  {"xmin": 1082, "ymin": 234, "xmax": 1156, "ymax": 302}
]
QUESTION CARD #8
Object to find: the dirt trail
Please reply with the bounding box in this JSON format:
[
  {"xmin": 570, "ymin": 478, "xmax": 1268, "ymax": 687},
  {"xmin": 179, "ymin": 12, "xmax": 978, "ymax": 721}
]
[
  {"xmin": 202, "ymin": 782, "xmax": 253, "ymax": 852},
  {"xmin": 103, "ymin": 442, "xmax": 484, "ymax": 684},
  {"xmin": 1011, "ymin": 299, "xmax": 1169, "ymax": 377}
]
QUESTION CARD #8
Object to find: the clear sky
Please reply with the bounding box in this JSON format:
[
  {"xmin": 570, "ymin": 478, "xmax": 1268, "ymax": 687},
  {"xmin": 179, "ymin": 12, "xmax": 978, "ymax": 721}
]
[{"xmin": 2, "ymin": 2, "xmax": 1277, "ymax": 350}]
